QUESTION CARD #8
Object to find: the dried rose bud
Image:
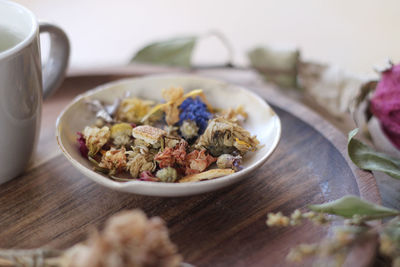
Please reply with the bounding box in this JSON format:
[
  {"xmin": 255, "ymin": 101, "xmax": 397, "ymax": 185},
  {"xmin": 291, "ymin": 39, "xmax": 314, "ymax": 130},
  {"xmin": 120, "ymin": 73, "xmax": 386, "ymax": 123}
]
[
  {"xmin": 139, "ymin": 171, "xmax": 159, "ymax": 182},
  {"xmin": 370, "ymin": 63, "xmax": 400, "ymax": 149},
  {"xmin": 216, "ymin": 154, "xmax": 242, "ymax": 171},
  {"xmin": 76, "ymin": 132, "xmax": 89, "ymax": 158}
]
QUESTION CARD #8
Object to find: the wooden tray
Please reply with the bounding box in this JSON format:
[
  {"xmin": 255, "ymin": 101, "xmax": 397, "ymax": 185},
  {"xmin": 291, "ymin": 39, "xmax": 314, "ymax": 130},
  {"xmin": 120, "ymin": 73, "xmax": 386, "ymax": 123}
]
[{"xmin": 0, "ymin": 69, "xmax": 380, "ymax": 267}]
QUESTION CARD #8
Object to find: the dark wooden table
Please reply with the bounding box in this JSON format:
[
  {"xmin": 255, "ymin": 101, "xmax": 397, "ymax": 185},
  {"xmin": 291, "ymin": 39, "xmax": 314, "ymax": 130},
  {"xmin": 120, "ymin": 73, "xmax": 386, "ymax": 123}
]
[{"xmin": 0, "ymin": 68, "xmax": 380, "ymax": 266}]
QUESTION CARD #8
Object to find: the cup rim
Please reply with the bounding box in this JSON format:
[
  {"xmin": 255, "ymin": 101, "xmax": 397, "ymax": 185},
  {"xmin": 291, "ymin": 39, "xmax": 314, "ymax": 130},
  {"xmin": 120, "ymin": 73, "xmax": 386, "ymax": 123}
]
[{"xmin": 0, "ymin": 0, "xmax": 38, "ymax": 60}]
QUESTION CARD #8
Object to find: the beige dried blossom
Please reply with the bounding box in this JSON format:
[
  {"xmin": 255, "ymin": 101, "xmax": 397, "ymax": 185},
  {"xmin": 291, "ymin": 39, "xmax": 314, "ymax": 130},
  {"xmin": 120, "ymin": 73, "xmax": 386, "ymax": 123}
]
[
  {"xmin": 83, "ymin": 126, "xmax": 111, "ymax": 156},
  {"xmin": 179, "ymin": 120, "xmax": 199, "ymax": 140},
  {"xmin": 266, "ymin": 212, "xmax": 290, "ymax": 227},
  {"xmin": 196, "ymin": 117, "xmax": 259, "ymax": 156},
  {"xmin": 220, "ymin": 105, "xmax": 248, "ymax": 124},
  {"xmin": 63, "ymin": 210, "xmax": 182, "ymax": 267},
  {"xmin": 116, "ymin": 98, "xmax": 155, "ymax": 124},
  {"xmin": 126, "ymin": 149, "xmax": 157, "ymax": 178},
  {"xmin": 156, "ymin": 167, "xmax": 178, "ymax": 183},
  {"xmin": 110, "ymin": 123, "xmax": 133, "ymax": 146},
  {"xmin": 99, "ymin": 148, "xmax": 127, "ymax": 175}
]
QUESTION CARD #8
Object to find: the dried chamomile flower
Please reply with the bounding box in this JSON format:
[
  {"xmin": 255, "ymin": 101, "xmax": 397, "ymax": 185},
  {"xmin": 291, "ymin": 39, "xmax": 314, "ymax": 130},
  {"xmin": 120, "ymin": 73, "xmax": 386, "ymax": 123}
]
[
  {"xmin": 220, "ymin": 105, "xmax": 248, "ymax": 124},
  {"xmin": 63, "ymin": 210, "xmax": 182, "ymax": 267},
  {"xmin": 126, "ymin": 150, "xmax": 157, "ymax": 178},
  {"xmin": 156, "ymin": 167, "xmax": 178, "ymax": 183},
  {"xmin": 110, "ymin": 123, "xmax": 133, "ymax": 146},
  {"xmin": 179, "ymin": 120, "xmax": 199, "ymax": 140},
  {"xmin": 83, "ymin": 126, "xmax": 110, "ymax": 157},
  {"xmin": 98, "ymin": 147, "xmax": 127, "ymax": 175},
  {"xmin": 216, "ymin": 154, "xmax": 242, "ymax": 171},
  {"xmin": 266, "ymin": 212, "xmax": 290, "ymax": 227},
  {"xmin": 196, "ymin": 117, "xmax": 259, "ymax": 156},
  {"xmin": 163, "ymin": 135, "xmax": 181, "ymax": 149},
  {"xmin": 116, "ymin": 97, "xmax": 156, "ymax": 124}
]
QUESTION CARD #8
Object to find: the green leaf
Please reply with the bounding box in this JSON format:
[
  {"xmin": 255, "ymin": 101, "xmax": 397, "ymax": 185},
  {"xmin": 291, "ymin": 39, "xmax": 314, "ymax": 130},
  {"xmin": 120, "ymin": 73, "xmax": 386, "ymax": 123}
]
[
  {"xmin": 348, "ymin": 128, "xmax": 400, "ymax": 179},
  {"xmin": 130, "ymin": 36, "xmax": 197, "ymax": 68},
  {"xmin": 309, "ymin": 195, "xmax": 399, "ymax": 219},
  {"xmin": 248, "ymin": 46, "xmax": 300, "ymax": 88}
]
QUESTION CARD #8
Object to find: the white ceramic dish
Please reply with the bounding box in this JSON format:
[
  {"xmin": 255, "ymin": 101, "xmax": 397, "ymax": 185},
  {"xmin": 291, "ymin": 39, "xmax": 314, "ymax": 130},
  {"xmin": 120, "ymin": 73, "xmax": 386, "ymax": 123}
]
[{"xmin": 56, "ymin": 75, "xmax": 281, "ymax": 197}]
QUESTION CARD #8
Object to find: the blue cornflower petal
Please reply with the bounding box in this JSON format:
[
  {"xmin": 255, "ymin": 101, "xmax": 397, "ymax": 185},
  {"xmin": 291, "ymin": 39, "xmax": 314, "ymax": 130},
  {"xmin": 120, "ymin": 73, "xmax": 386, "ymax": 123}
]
[{"xmin": 178, "ymin": 97, "xmax": 211, "ymax": 135}]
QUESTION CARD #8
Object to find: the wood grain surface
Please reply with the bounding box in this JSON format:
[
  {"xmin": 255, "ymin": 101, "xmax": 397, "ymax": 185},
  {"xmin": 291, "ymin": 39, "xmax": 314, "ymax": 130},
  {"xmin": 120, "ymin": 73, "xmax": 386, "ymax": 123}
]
[{"xmin": 0, "ymin": 71, "xmax": 380, "ymax": 267}]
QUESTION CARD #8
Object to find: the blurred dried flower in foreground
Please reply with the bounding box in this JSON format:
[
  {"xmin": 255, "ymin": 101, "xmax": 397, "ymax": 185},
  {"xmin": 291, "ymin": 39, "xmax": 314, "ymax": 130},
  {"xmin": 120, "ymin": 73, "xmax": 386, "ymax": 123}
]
[
  {"xmin": 64, "ymin": 210, "xmax": 182, "ymax": 267},
  {"xmin": 0, "ymin": 210, "xmax": 182, "ymax": 267}
]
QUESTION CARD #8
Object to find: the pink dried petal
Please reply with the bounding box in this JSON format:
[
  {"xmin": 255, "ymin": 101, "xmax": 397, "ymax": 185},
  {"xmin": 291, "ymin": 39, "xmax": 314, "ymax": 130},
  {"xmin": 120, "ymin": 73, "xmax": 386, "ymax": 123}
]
[
  {"xmin": 77, "ymin": 132, "xmax": 89, "ymax": 157},
  {"xmin": 370, "ymin": 63, "xmax": 400, "ymax": 149},
  {"xmin": 139, "ymin": 171, "xmax": 159, "ymax": 182}
]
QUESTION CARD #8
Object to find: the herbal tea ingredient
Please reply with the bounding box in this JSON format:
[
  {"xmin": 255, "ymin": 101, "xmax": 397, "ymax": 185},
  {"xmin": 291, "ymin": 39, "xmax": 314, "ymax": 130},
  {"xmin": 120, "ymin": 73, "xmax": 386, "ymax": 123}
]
[
  {"xmin": 0, "ymin": 210, "xmax": 182, "ymax": 267},
  {"xmin": 78, "ymin": 87, "xmax": 259, "ymax": 183}
]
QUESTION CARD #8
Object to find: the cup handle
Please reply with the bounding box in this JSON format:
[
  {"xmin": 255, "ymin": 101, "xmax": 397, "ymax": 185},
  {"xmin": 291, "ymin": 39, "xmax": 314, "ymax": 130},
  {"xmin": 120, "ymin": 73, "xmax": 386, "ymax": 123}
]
[{"xmin": 39, "ymin": 22, "xmax": 70, "ymax": 99}]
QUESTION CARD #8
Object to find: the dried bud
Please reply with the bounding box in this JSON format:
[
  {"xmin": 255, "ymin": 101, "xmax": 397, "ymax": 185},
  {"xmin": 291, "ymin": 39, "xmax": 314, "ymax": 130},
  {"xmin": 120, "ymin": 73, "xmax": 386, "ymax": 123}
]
[
  {"xmin": 216, "ymin": 154, "xmax": 242, "ymax": 171},
  {"xmin": 266, "ymin": 212, "xmax": 290, "ymax": 227},
  {"xmin": 156, "ymin": 167, "xmax": 178, "ymax": 183}
]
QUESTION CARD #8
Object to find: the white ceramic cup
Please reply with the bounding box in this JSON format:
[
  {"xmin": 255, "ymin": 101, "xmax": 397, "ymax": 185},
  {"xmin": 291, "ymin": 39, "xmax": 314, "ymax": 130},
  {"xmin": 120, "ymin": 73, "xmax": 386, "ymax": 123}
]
[{"xmin": 0, "ymin": 0, "xmax": 70, "ymax": 183}]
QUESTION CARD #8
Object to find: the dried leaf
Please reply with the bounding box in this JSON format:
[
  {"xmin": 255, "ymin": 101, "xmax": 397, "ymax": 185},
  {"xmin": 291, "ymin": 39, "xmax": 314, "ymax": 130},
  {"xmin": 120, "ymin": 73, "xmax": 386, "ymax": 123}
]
[
  {"xmin": 299, "ymin": 62, "xmax": 366, "ymax": 118},
  {"xmin": 352, "ymin": 81, "xmax": 377, "ymax": 110},
  {"xmin": 131, "ymin": 36, "xmax": 197, "ymax": 68},
  {"xmin": 348, "ymin": 128, "xmax": 400, "ymax": 179},
  {"xmin": 309, "ymin": 195, "xmax": 399, "ymax": 219}
]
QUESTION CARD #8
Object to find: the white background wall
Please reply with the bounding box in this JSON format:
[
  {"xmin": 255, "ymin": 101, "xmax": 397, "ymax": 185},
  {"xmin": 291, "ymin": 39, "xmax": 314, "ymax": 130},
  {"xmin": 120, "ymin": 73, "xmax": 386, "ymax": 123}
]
[{"xmin": 15, "ymin": 0, "xmax": 400, "ymax": 75}]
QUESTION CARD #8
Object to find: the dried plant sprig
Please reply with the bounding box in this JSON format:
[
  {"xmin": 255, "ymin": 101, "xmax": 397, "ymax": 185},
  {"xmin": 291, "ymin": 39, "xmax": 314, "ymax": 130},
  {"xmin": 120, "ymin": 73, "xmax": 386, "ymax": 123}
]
[
  {"xmin": 266, "ymin": 210, "xmax": 329, "ymax": 227},
  {"xmin": 267, "ymin": 195, "xmax": 400, "ymax": 266}
]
